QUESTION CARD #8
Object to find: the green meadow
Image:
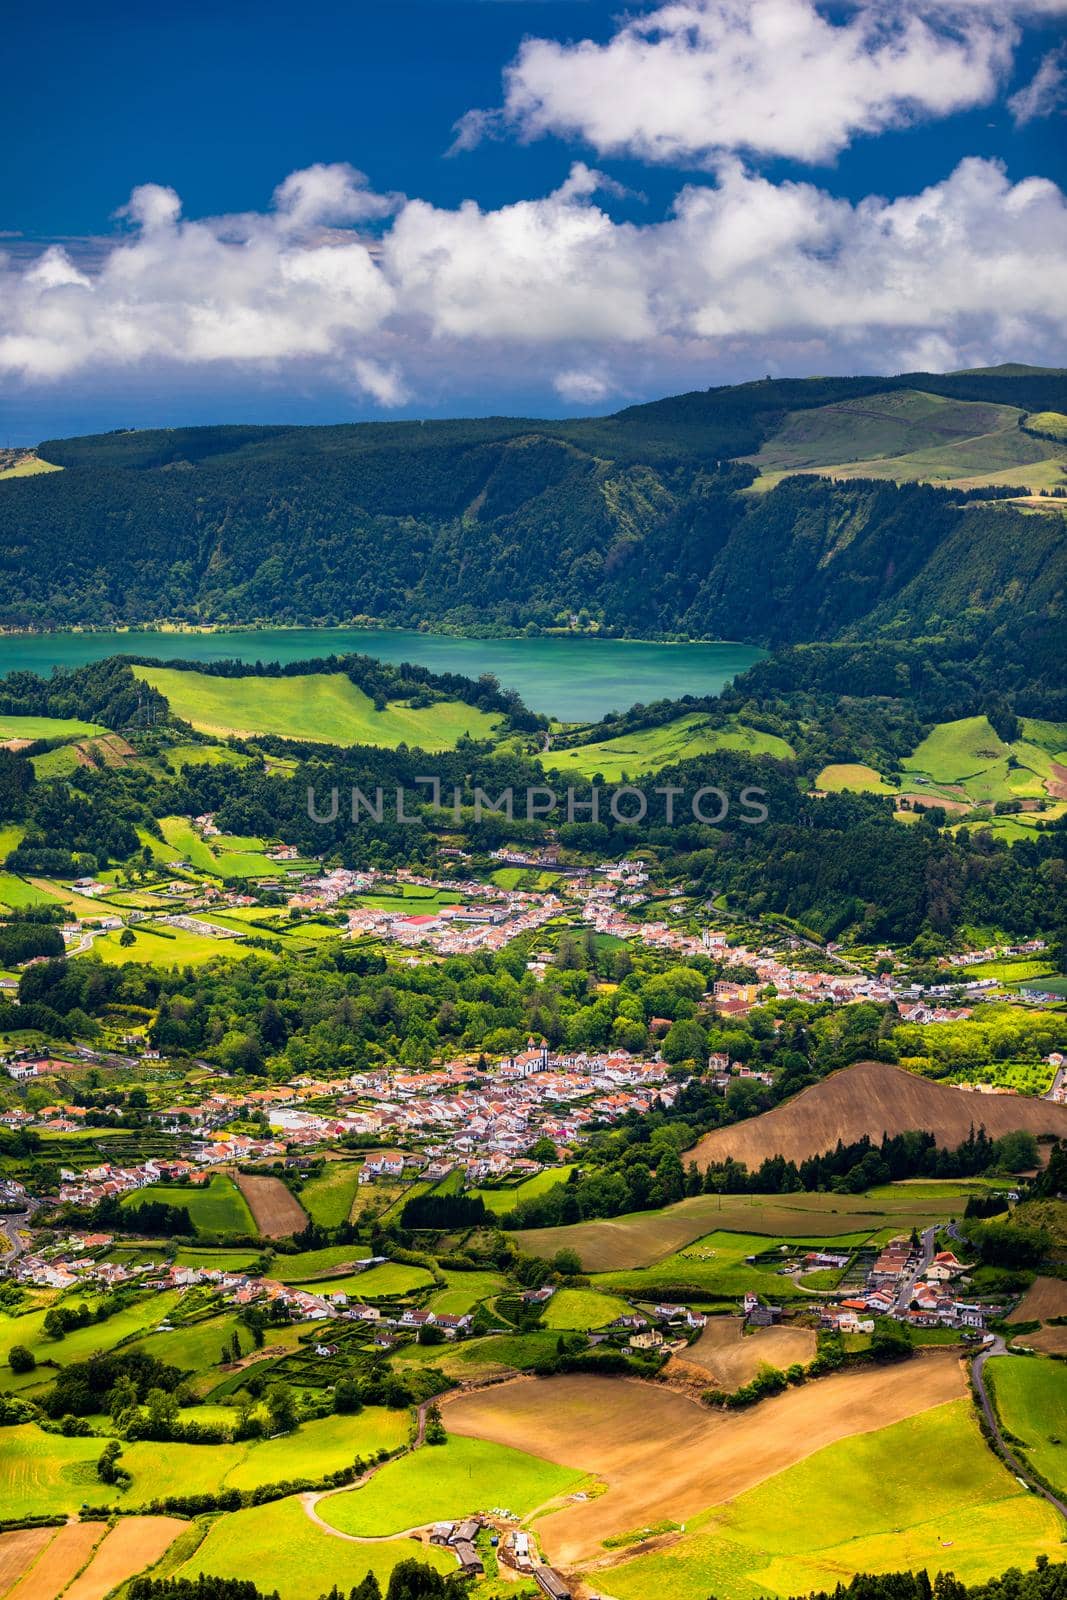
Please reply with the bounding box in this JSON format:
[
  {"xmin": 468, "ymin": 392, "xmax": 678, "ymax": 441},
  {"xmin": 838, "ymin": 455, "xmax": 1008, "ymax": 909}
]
[
  {"xmin": 136, "ymin": 665, "xmax": 501, "ymax": 749},
  {"xmin": 299, "ymin": 1162, "xmax": 365, "ymax": 1228},
  {"xmin": 541, "ymin": 1287, "xmax": 632, "ymax": 1330},
  {"xmin": 321, "ymin": 1434, "xmax": 585, "ymax": 1536},
  {"xmin": 0, "ymin": 713, "xmax": 103, "ymax": 739},
  {"xmin": 986, "ymin": 1355, "xmax": 1067, "ymax": 1496},
  {"xmin": 473, "ymin": 1165, "xmax": 576, "ymax": 1215},
  {"xmin": 608, "ymin": 1401, "xmax": 1061, "ymax": 1600},
  {"xmin": 121, "ymin": 1174, "xmax": 255, "ymax": 1238},
  {"xmin": 543, "ymin": 714, "xmax": 793, "ymax": 782},
  {"xmin": 177, "ymin": 1494, "xmax": 454, "ymax": 1600}
]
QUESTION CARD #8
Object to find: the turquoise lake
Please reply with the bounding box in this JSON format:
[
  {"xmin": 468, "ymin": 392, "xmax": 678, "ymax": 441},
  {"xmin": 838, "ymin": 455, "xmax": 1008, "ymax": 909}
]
[{"xmin": 0, "ymin": 630, "xmax": 765, "ymax": 721}]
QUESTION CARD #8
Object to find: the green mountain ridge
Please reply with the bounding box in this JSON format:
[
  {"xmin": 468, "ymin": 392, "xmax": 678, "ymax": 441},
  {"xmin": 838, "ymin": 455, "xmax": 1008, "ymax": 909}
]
[{"xmin": 0, "ymin": 368, "xmax": 1063, "ymax": 640}]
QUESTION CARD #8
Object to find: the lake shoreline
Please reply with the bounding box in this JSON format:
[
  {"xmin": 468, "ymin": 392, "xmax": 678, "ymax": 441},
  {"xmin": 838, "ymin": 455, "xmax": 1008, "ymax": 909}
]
[
  {"xmin": 0, "ymin": 619, "xmax": 756, "ymax": 648},
  {"xmin": 0, "ymin": 627, "xmax": 767, "ymax": 721}
]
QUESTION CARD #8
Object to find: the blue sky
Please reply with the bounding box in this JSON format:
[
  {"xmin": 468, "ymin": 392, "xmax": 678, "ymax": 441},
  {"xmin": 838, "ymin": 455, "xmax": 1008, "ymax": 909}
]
[{"xmin": 1, "ymin": 0, "xmax": 1065, "ymax": 441}]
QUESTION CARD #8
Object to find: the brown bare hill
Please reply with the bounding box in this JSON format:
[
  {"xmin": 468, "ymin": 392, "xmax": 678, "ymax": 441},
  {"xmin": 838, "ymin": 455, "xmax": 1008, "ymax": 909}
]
[{"xmin": 688, "ymin": 1060, "xmax": 1067, "ymax": 1170}]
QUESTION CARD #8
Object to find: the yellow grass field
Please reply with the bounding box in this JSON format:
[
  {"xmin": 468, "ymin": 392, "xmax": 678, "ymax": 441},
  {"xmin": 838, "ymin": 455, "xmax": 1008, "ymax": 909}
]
[
  {"xmin": 444, "ymin": 1357, "xmax": 966, "ymax": 1566},
  {"xmin": 1007, "ymin": 1276, "xmax": 1067, "ymax": 1323}
]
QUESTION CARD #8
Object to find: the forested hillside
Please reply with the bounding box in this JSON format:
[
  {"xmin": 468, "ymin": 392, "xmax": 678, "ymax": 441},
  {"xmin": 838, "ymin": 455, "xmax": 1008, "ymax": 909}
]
[{"xmin": 1, "ymin": 368, "xmax": 1063, "ymax": 638}]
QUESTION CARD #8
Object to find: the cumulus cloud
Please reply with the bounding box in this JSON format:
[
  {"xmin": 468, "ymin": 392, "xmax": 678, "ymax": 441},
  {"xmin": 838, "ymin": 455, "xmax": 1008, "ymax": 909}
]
[
  {"xmin": 1, "ymin": 157, "xmax": 1065, "ymax": 406},
  {"xmin": 1008, "ymin": 46, "xmax": 1067, "ymax": 122},
  {"xmin": 454, "ymin": 0, "xmax": 1016, "ymax": 166},
  {"xmin": 553, "ymin": 368, "xmax": 613, "ymax": 403}
]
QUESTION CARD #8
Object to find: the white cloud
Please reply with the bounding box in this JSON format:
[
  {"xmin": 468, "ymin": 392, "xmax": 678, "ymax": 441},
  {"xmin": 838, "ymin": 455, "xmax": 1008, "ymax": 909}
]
[
  {"xmin": 456, "ymin": 0, "xmax": 1016, "ymax": 167},
  {"xmin": 1008, "ymin": 46, "xmax": 1067, "ymax": 122},
  {"xmin": 553, "ymin": 368, "xmax": 613, "ymax": 403},
  {"xmin": 1, "ymin": 157, "xmax": 1065, "ymax": 406}
]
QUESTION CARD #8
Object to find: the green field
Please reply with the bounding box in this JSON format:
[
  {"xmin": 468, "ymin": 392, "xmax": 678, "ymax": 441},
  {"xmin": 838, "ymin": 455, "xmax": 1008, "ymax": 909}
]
[
  {"xmin": 543, "ymin": 714, "xmax": 793, "ymax": 782},
  {"xmin": 541, "ymin": 1288, "xmax": 633, "ymax": 1330},
  {"xmin": 595, "ymin": 1231, "xmax": 810, "ymax": 1300},
  {"xmin": 0, "ymin": 871, "xmax": 57, "ymax": 909},
  {"xmin": 156, "ymin": 817, "xmax": 286, "ymax": 881},
  {"xmin": 0, "ymin": 1410, "xmax": 408, "ymax": 1518},
  {"xmin": 474, "ymin": 1166, "xmax": 576, "ymax": 1215},
  {"xmin": 165, "ymin": 741, "xmax": 254, "ymax": 771},
  {"xmin": 816, "ymin": 763, "xmax": 897, "ymax": 796},
  {"xmin": 0, "ymin": 1291, "xmax": 185, "ymax": 1387},
  {"xmin": 270, "ymin": 1246, "xmax": 365, "ymax": 1282},
  {"xmin": 986, "ymin": 1355, "xmax": 1067, "ymax": 1495},
  {"xmin": 136, "ymin": 666, "xmax": 501, "ymax": 750},
  {"xmin": 89, "ymin": 923, "xmax": 264, "ymax": 967},
  {"xmin": 427, "ymin": 1269, "xmax": 507, "ymax": 1317},
  {"xmin": 121, "ymin": 1174, "xmax": 255, "ymax": 1238},
  {"xmin": 299, "ymin": 1163, "xmax": 364, "ymax": 1228},
  {"xmin": 322, "ymin": 1434, "xmax": 585, "ymax": 1535},
  {"xmin": 0, "ymin": 713, "xmax": 103, "ymax": 739},
  {"xmin": 608, "ymin": 1400, "xmax": 1060, "ymax": 1600},
  {"xmin": 746, "ymin": 390, "xmax": 1067, "ymax": 493},
  {"xmin": 514, "ymin": 1186, "xmax": 972, "ymax": 1275},
  {"xmin": 338, "ymin": 1262, "xmax": 434, "ymax": 1298},
  {"xmin": 0, "ymin": 455, "xmax": 63, "ymax": 479},
  {"xmin": 177, "ymin": 1493, "xmax": 453, "ymax": 1600}
]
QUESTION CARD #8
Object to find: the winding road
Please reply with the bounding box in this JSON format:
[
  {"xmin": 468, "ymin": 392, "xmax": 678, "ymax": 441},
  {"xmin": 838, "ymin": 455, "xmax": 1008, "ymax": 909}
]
[{"xmin": 971, "ymin": 1337, "xmax": 1067, "ymax": 1522}]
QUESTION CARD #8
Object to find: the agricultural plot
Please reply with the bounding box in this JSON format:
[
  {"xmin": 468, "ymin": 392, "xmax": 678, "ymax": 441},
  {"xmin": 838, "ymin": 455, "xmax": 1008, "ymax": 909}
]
[
  {"xmin": 136, "ymin": 666, "xmax": 501, "ymax": 750},
  {"xmin": 0, "ymin": 1410, "xmax": 408, "ymax": 1519},
  {"xmin": 299, "ymin": 1162, "xmax": 365, "ymax": 1227},
  {"xmin": 2, "ymin": 1522, "xmax": 105, "ymax": 1600},
  {"xmin": 543, "ymin": 715, "xmax": 793, "ymax": 782},
  {"xmin": 427, "ymin": 1269, "xmax": 507, "ymax": 1316},
  {"xmin": 321, "ymin": 1434, "xmax": 585, "ymax": 1536},
  {"xmin": 606, "ymin": 1399, "xmax": 1059, "ymax": 1600},
  {"xmin": 165, "ymin": 741, "xmax": 254, "ymax": 771},
  {"xmin": 89, "ymin": 923, "xmax": 264, "ymax": 967},
  {"xmin": 176, "ymin": 1494, "xmax": 454, "ymax": 1600},
  {"xmin": 270, "ymin": 1246, "xmax": 365, "ymax": 1281},
  {"xmin": 0, "ymin": 873, "xmax": 59, "ymax": 910},
  {"xmin": 393, "ymin": 1331, "xmax": 562, "ymax": 1379},
  {"xmin": 474, "ymin": 1165, "xmax": 576, "ymax": 1215},
  {"xmin": 0, "ymin": 714, "xmax": 103, "ymax": 740},
  {"xmin": 1007, "ymin": 1276, "xmax": 1067, "ymax": 1323},
  {"xmin": 0, "ymin": 1289, "xmax": 185, "ymax": 1382},
  {"xmin": 120, "ymin": 1174, "xmax": 255, "ymax": 1237},
  {"xmin": 541, "ymin": 1288, "xmax": 634, "ymax": 1330},
  {"xmin": 157, "ymin": 817, "xmax": 288, "ymax": 881},
  {"xmin": 234, "ymin": 1173, "xmax": 307, "ymax": 1238},
  {"xmin": 444, "ymin": 1359, "xmax": 967, "ymax": 1567},
  {"xmin": 595, "ymin": 1231, "xmax": 810, "ymax": 1301},
  {"xmin": 745, "ymin": 390, "xmax": 1067, "ymax": 492},
  {"xmin": 673, "ymin": 1316, "xmax": 817, "ymax": 1389},
  {"xmin": 986, "ymin": 1355, "xmax": 1067, "ymax": 1495},
  {"xmin": 62, "ymin": 1519, "xmax": 186, "ymax": 1600},
  {"xmin": 514, "ymin": 1182, "xmax": 969, "ymax": 1274},
  {"xmin": 340, "ymin": 1262, "xmax": 434, "ymax": 1298}
]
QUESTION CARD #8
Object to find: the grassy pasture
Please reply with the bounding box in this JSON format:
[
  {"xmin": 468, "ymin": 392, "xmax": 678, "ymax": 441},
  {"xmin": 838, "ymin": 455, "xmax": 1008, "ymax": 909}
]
[
  {"xmin": 986, "ymin": 1355, "xmax": 1067, "ymax": 1495},
  {"xmin": 321, "ymin": 1434, "xmax": 585, "ymax": 1536},
  {"xmin": 816, "ymin": 763, "xmax": 896, "ymax": 795},
  {"xmin": 0, "ymin": 872, "xmax": 57, "ymax": 910},
  {"xmin": 542, "ymin": 1288, "xmax": 633, "ymax": 1330},
  {"xmin": 0, "ymin": 714, "xmax": 103, "ymax": 740},
  {"xmin": 0, "ymin": 1291, "xmax": 185, "ymax": 1383},
  {"xmin": 270, "ymin": 1246, "xmax": 364, "ymax": 1282},
  {"xmin": 176, "ymin": 1494, "xmax": 454, "ymax": 1600},
  {"xmin": 136, "ymin": 666, "xmax": 501, "ymax": 750},
  {"xmin": 606, "ymin": 1399, "xmax": 1058, "ymax": 1600},
  {"xmin": 88, "ymin": 924, "xmax": 263, "ymax": 967},
  {"xmin": 164, "ymin": 742, "xmax": 253, "ymax": 771},
  {"xmin": 299, "ymin": 1162, "xmax": 364, "ymax": 1228},
  {"xmin": 0, "ymin": 455, "xmax": 63, "ymax": 480},
  {"xmin": 514, "ymin": 1186, "xmax": 968, "ymax": 1275},
  {"xmin": 121, "ymin": 1174, "xmax": 255, "ymax": 1238},
  {"xmin": 473, "ymin": 1165, "xmax": 576, "ymax": 1215},
  {"xmin": 596, "ymin": 1231, "xmax": 809, "ymax": 1301},
  {"xmin": 543, "ymin": 714, "xmax": 793, "ymax": 782},
  {"xmin": 427, "ymin": 1269, "xmax": 506, "ymax": 1316},
  {"xmin": 0, "ymin": 1411, "xmax": 409, "ymax": 1519}
]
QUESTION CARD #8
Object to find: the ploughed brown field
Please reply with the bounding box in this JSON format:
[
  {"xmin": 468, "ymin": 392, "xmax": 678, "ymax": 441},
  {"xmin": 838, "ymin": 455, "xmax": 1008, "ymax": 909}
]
[
  {"xmin": 0, "ymin": 1529, "xmax": 55, "ymax": 1598},
  {"xmin": 62, "ymin": 1518, "xmax": 186, "ymax": 1600},
  {"xmin": 3, "ymin": 1524, "xmax": 105, "ymax": 1600},
  {"xmin": 444, "ymin": 1356, "xmax": 965, "ymax": 1567},
  {"xmin": 235, "ymin": 1172, "xmax": 308, "ymax": 1238},
  {"xmin": 687, "ymin": 1060, "xmax": 1067, "ymax": 1170},
  {"xmin": 1020, "ymin": 1325, "xmax": 1067, "ymax": 1354},
  {"xmin": 1006, "ymin": 1275, "xmax": 1067, "ymax": 1323},
  {"xmin": 668, "ymin": 1317, "xmax": 817, "ymax": 1389}
]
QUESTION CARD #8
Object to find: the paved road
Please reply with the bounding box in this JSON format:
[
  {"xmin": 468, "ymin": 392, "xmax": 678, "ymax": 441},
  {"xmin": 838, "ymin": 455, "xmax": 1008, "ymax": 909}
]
[
  {"xmin": 0, "ymin": 1200, "xmax": 39, "ymax": 1259},
  {"xmin": 972, "ymin": 1337, "xmax": 1067, "ymax": 1522},
  {"xmin": 893, "ymin": 1225, "xmax": 938, "ymax": 1313},
  {"xmin": 1045, "ymin": 1062, "xmax": 1067, "ymax": 1102}
]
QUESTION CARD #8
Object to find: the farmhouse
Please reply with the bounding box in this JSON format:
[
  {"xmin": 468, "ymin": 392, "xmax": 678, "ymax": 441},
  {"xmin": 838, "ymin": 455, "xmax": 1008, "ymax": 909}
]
[{"xmin": 534, "ymin": 1569, "xmax": 572, "ymax": 1600}]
